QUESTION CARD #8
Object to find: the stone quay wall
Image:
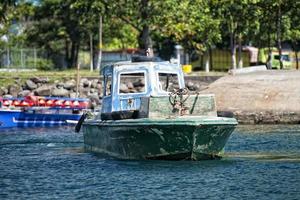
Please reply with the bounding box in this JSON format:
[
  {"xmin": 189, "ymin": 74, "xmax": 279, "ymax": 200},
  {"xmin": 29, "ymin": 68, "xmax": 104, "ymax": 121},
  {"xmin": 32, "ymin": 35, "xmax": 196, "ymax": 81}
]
[{"xmin": 0, "ymin": 76, "xmax": 220, "ymax": 108}]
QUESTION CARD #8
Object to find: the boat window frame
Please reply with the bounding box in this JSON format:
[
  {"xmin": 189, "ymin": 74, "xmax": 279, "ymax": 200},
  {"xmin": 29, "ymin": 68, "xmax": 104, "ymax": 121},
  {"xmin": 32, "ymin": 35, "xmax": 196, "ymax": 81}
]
[
  {"xmin": 103, "ymin": 73, "xmax": 112, "ymax": 97},
  {"xmin": 117, "ymin": 70, "xmax": 148, "ymax": 96},
  {"xmin": 156, "ymin": 71, "xmax": 182, "ymax": 93}
]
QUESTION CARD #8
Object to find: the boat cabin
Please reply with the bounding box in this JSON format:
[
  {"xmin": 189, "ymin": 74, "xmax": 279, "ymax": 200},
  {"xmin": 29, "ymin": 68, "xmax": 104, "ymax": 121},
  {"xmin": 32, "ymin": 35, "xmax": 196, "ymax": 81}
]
[
  {"xmin": 100, "ymin": 56, "xmax": 217, "ymax": 120},
  {"xmin": 101, "ymin": 57, "xmax": 185, "ymax": 119}
]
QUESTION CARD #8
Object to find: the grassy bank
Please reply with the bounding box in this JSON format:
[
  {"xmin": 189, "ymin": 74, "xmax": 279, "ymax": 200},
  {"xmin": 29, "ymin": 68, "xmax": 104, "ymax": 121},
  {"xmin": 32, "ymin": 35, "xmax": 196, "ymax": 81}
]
[{"xmin": 0, "ymin": 69, "xmax": 227, "ymax": 88}]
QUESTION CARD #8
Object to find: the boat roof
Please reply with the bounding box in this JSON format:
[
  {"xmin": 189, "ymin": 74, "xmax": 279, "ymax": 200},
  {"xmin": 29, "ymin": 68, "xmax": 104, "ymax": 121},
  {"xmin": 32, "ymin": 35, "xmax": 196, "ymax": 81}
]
[{"xmin": 101, "ymin": 57, "xmax": 180, "ymax": 75}]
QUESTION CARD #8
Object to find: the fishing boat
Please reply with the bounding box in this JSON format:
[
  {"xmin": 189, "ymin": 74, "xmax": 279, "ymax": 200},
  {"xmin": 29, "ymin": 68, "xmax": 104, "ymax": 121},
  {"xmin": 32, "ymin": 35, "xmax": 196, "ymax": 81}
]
[
  {"xmin": 0, "ymin": 96, "xmax": 90, "ymax": 128},
  {"xmin": 81, "ymin": 56, "xmax": 238, "ymax": 160}
]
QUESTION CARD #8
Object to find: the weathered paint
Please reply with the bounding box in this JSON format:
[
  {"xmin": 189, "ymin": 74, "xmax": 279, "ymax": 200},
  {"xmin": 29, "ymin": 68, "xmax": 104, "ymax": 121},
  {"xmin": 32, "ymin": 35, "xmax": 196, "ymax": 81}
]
[
  {"xmin": 148, "ymin": 94, "xmax": 217, "ymax": 118},
  {"xmin": 83, "ymin": 59, "xmax": 238, "ymax": 160},
  {"xmin": 101, "ymin": 61, "xmax": 185, "ymax": 114},
  {"xmin": 83, "ymin": 116, "xmax": 237, "ymax": 160}
]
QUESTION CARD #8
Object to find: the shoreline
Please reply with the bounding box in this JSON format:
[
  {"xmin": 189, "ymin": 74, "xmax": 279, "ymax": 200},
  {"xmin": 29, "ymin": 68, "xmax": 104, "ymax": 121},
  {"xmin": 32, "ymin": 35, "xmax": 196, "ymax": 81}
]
[
  {"xmin": 201, "ymin": 70, "xmax": 300, "ymax": 124},
  {"xmin": 1, "ymin": 70, "xmax": 300, "ymax": 124}
]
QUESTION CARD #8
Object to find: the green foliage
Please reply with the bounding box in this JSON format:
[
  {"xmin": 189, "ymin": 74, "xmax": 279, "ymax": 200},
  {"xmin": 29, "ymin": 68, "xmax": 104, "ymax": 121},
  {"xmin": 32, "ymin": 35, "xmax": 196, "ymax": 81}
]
[
  {"xmin": 2, "ymin": 0, "xmax": 300, "ymax": 70},
  {"xmin": 158, "ymin": 0, "xmax": 221, "ymax": 52},
  {"xmin": 34, "ymin": 58, "xmax": 54, "ymax": 71}
]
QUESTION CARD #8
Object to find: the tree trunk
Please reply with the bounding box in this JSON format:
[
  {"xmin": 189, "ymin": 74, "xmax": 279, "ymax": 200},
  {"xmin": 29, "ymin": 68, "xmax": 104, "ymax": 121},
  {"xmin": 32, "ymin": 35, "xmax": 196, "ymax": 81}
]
[
  {"xmin": 295, "ymin": 50, "xmax": 299, "ymax": 70},
  {"xmin": 96, "ymin": 15, "xmax": 102, "ymax": 70},
  {"xmin": 138, "ymin": 0, "xmax": 153, "ymax": 55},
  {"xmin": 139, "ymin": 26, "xmax": 153, "ymax": 55},
  {"xmin": 89, "ymin": 32, "xmax": 94, "ymax": 72},
  {"xmin": 277, "ymin": 4, "xmax": 283, "ymax": 69},
  {"xmin": 69, "ymin": 42, "xmax": 76, "ymax": 68},
  {"xmin": 205, "ymin": 51, "xmax": 209, "ymax": 73},
  {"xmin": 230, "ymin": 31, "xmax": 237, "ymax": 69},
  {"xmin": 292, "ymin": 42, "xmax": 299, "ymax": 70},
  {"xmin": 238, "ymin": 34, "xmax": 243, "ymax": 68},
  {"xmin": 74, "ymin": 43, "xmax": 79, "ymax": 68},
  {"xmin": 209, "ymin": 47, "xmax": 213, "ymax": 71},
  {"xmin": 65, "ymin": 39, "xmax": 69, "ymax": 68},
  {"xmin": 266, "ymin": 33, "xmax": 272, "ymax": 69},
  {"xmin": 69, "ymin": 41, "xmax": 80, "ymax": 68}
]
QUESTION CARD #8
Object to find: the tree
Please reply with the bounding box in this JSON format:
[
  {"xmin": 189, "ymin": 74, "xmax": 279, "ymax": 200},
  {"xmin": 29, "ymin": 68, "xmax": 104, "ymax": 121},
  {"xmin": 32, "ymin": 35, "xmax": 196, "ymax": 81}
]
[
  {"xmin": 99, "ymin": 0, "xmax": 156, "ymax": 55},
  {"xmin": 286, "ymin": 0, "xmax": 300, "ymax": 69},
  {"xmin": 0, "ymin": 1, "xmax": 16, "ymax": 23},
  {"xmin": 210, "ymin": 0, "xmax": 261, "ymax": 69},
  {"xmin": 0, "ymin": 1, "xmax": 16, "ymax": 46},
  {"xmin": 255, "ymin": 0, "xmax": 292, "ymax": 69}
]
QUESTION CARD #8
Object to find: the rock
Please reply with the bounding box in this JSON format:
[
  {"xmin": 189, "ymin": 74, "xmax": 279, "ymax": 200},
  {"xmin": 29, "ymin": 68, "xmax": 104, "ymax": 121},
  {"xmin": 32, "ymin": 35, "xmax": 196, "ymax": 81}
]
[
  {"xmin": 63, "ymin": 80, "xmax": 76, "ymax": 90},
  {"xmin": 90, "ymin": 88, "xmax": 97, "ymax": 94},
  {"xmin": 0, "ymin": 87, "xmax": 8, "ymax": 96},
  {"xmin": 18, "ymin": 90, "xmax": 32, "ymax": 97},
  {"xmin": 25, "ymin": 80, "xmax": 38, "ymax": 90},
  {"xmin": 8, "ymin": 84, "xmax": 22, "ymax": 96},
  {"xmin": 119, "ymin": 83, "xmax": 129, "ymax": 93},
  {"xmin": 80, "ymin": 78, "xmax": 88, "ymax": 83},
  {"xmin": 34, "ymin": 85, "xmax": 52, "ymax": 96},
  {"xmin": 81, "ymin": 78, "xmax": 91, "ymax": 88},
  {"xmin": 133, "ymin": 78, "xmax": 145, "ymax": 87},
  {"xmin": 79, "ymin": 87, "xmax": 90, "ymax": 98},
  {"xmin": 88, "ymin": 93, "xmax": 100, "ymax": 104},
  {"xmin": 69, "ymin": 92, "xmax": 77, "ymax": 98},
  {"xmin": 51, "ymin": 88, "xmax": 70, "ymax": 97},
  {"xmin": 30, "ymin": 76, "xmax": 49, "ymax": 84},
  {"xmin": 129, "ymin": 88, "xmax": 138, "ymax": 93},
  {"xmin": 136, "ymin": 87, "xmax": 144, "ymax": 93},
  {"xmin": 91, "ymin": 80, "xmax": 99, "ymax": 88},
  {"xmin": 127, "ymin": 82, "xmax": 134, "ymax": 89},
  {"xmin": 83, "ymin": 80, "xmax": 91, "ymax": 88},
  {"xmin": 56, "ymin": 82, "xmax": 65, "ymax": 89}
]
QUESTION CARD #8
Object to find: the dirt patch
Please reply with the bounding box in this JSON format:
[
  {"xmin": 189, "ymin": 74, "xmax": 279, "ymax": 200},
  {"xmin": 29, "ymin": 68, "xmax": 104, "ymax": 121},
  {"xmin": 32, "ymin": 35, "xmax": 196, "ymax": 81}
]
[{"xmin": 200, "ymin": 70, "xmax": 300, "ymax": 124}]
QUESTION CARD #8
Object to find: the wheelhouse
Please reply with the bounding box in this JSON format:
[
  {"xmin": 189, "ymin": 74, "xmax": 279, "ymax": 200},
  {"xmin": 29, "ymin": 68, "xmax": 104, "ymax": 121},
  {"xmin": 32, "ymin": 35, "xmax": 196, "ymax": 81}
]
[{"xmin": 101, "ymin": 58, "xmax": 185, "ymax": 115}]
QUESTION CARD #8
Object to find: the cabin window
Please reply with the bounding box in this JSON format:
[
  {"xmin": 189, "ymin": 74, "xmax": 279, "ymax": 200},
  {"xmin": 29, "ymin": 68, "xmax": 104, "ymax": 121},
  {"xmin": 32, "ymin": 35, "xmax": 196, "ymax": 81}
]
[
  {"xmin": 158, "ymin": 73, "xmax": 180, "ymax": 92},
  {"xmin": 119, "ymin": 72, "xmax": 145, "ymax": 94},
  {"xmin": 104, "ymin": 75, "xmax": 112, "ymax": 96}
]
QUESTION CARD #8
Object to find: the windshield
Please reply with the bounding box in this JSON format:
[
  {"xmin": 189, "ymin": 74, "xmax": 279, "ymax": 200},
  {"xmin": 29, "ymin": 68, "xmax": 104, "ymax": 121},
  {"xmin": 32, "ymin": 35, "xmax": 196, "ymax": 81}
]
[{"xmin": 158, "ymin": 73, "xmax": 180, "ymax": 92}]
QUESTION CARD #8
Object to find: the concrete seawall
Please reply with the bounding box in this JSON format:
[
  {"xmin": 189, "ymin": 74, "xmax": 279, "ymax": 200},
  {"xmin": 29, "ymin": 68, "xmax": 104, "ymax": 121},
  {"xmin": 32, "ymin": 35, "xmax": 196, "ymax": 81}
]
[{"xmin": 199, "ymin": 70, "xmax": 300, "ymax": 124}]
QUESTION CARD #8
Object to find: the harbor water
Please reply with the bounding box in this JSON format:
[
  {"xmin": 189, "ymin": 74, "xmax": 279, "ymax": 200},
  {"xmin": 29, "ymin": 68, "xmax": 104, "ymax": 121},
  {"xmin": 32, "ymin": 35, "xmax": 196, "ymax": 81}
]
[{"xmin": 1, "ymin": 125, "xmax": 300, "ymax": 199}]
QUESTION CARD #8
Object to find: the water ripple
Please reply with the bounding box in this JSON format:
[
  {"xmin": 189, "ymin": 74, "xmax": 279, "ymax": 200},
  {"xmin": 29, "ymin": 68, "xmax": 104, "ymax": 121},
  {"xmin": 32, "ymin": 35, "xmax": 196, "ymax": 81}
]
[{"xmin": 0, "ymin": 125, "xmax": 300, "ymax": 199}]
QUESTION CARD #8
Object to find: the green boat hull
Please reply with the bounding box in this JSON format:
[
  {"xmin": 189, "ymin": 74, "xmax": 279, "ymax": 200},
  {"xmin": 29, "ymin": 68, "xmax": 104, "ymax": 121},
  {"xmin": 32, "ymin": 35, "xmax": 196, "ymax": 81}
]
[{"xmin": 82, "ymin": 116, "xmax": 237, "ymax": 160}]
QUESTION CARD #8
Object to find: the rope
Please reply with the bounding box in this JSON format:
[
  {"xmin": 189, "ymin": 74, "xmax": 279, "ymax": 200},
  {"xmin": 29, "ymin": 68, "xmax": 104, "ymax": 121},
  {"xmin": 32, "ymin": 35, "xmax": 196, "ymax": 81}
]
[{"xmin": 168, "ymin": 88, "xmax": 190, "ymax": 115}]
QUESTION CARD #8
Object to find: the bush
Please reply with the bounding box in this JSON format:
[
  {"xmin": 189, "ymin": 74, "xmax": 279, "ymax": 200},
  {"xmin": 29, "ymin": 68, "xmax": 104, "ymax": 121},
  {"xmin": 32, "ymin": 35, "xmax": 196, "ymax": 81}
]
[{"xmin": 35, "ymin": 58, "xmax": 54, "ymax": 71}]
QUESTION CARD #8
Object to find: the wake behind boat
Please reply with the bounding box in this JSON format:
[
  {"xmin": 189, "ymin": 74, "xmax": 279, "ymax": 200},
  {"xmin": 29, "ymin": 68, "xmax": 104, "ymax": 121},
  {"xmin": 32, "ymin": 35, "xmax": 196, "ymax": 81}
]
[
  {"xmin": 0, "ymin": 96, "xmax": 90, "ymax": 128},
  {"xmin": 81, "ymin": 56, "xmax": 238, "ymax": 161}
]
